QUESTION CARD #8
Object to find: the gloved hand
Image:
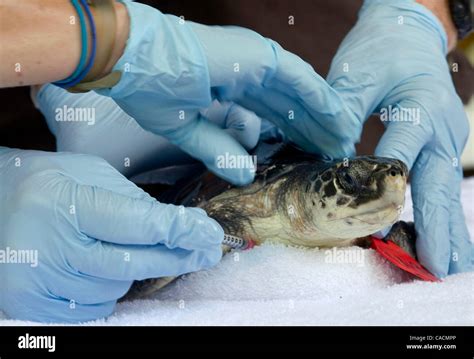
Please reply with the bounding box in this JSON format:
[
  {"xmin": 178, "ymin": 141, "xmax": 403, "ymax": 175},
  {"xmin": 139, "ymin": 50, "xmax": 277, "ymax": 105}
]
[
  {"xmin": 35, "ymin": 84, "xmax": 263, "ymax": 178},
  {"xmin": 326, "ymin": 0, "xmax": 472, "ymax": 277},
  {"xmin": 95, "ymin": 0, "xmax": 359, "ymax": 185},
  {"xmin": 0, "ymin": 148, "xmax": 222, "ymax": 323}
]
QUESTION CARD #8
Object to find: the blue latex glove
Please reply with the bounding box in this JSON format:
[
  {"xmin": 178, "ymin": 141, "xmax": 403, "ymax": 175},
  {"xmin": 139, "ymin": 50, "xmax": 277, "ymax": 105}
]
[
  {"xmin": 95, "ymin": 0, "xmax": 359, "ymax": 185},
  {"xmin": 34, "ymin": 84, "xmax": 262, "ymax": 178},
  {"xmin": 327, "ymin": 0, "xmax": 473, "ymax": 277},
  {"xmin": 0, "ymin": 148, "xmax": 222, "ymax": 323}
]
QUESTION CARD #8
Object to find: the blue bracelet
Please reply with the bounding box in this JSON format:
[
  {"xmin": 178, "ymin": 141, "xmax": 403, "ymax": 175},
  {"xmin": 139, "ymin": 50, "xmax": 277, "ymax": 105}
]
[
  {"xmin": 54, "ymin": 0, "xmax": 97, "ymax": 88},
  {"xmin": 53, "ymin": 0, "xmax": 88, "ymax": 86}
]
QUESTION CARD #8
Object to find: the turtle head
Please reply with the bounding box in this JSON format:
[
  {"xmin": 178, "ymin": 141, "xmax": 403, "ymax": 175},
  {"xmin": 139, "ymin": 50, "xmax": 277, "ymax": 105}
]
[{"xmin": 310, "ymin": 156, "xmax": 408, "ymax": 240}]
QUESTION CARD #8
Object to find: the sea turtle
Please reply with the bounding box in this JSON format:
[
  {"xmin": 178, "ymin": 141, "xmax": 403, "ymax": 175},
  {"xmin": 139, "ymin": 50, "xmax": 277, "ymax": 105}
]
[{"xmin": 124, "ymin": 144, "xmax": 417, "ymax": 300}]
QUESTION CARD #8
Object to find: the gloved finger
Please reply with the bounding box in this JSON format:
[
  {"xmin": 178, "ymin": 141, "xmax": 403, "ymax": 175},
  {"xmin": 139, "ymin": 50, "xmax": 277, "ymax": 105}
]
[
  {"xmin": 51, "ymin": 272, "xmax": 132, "ymax": 305},
  {"xmin": 447, "ymin": 168, "xmax": 473, "ymax": 274},
  {"xmin": 266, "ymin": 42, "xmax": 361, "ymax": 140},
  {"xmin": 201, "ymin": 101, "xmax": 262, "ymax": 150},
  {"xmin": 73, "ymin": 239, "xmax": 222, "ymax": 282},
  {"xmin": 374, "ymin": 99, "xmax": 433, "ymax": 169},
  {"xmin": 200, "ymin": 100, "xmax": 229, "ymax": 127},
  {"xmin": 37, "ymin": 85, "xmax": 255, "ymax": 184},
  {"xmin": 410, "ymin": 151, "xmax": 453, "ymax": 278},
  {"xmin": 239, "ymin": 86, "xmax": 356, "ymax": 158},
  {"xmin": 327, "ymin": 58, "xmax": 382, "ymax": 129},
  {"xmin": 260, "ymin": 117, "xmax": 286, "ymax": 142},
  {"xmin": 36, "ymin": 83, "xmax": 116, "ymax": 138},
  {"xmin": 166, "ymin": 114, "xmax": 256, "ymax": 186},
  {"xmin": 72, "ymin": 181, "xmax": 223, "ymax": 251},
  {"xmin": 37, "ymin": 84, "xmax": 211, "ymax": 178},
  {"xmin": 222, "ymin": 103, "xmax": 261, "ymax": 150},
  {"xmin": 34, "ymin": 83, "xmax": 70, "ymax": 136},
  {"xmin": 3, "ymin": 289, "xmax": 116, "ymax": 324},
  {"xmin": 52, "ymin": 152, "xmax": 155, "ymax": 202}
]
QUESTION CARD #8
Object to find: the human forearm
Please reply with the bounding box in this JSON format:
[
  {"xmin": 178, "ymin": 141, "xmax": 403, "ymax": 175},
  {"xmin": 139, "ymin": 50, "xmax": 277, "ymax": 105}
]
[{"xmin": 0, "ymin": 0, "xmax": 128, "ymax": 87}]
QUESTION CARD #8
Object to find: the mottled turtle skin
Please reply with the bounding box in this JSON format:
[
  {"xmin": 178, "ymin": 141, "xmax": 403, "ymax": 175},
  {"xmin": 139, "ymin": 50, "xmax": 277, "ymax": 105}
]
[{"xmin": 125, "ymin": 145, "xmax": 416, "ymax": 300}]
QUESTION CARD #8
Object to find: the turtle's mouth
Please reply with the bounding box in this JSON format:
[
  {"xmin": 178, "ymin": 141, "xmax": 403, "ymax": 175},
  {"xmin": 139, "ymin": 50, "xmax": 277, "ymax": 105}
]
[
  {"xmin": 343, "ymin": 204, "xmax": 402, "ymax": 226},
  {"xmin": 319, "ymin": 202, "xmax": 403, "ymax": 239},
  {"xmin": 330, "ymin": 202, "xmax": 401, "ymax": 222}
]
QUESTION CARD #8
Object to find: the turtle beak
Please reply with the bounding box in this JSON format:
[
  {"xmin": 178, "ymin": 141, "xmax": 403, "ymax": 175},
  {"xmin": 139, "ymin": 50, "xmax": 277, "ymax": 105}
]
[{"xmin": 380, "ymin": 161, "xmax": 407, "ymax": 206}]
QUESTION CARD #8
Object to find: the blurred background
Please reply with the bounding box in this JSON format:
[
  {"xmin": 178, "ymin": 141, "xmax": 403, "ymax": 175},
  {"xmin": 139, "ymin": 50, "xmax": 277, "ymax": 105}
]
[{"xmin": 1, "ymin": 0, "xmax": 472, "ymax": 173}]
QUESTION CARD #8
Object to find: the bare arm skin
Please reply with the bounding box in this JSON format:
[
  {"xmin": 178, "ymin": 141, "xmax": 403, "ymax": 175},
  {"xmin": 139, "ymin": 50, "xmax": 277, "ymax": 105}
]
[{"xmin": 0, "ymin": 0, "xmax": 128, "ymax": 88}]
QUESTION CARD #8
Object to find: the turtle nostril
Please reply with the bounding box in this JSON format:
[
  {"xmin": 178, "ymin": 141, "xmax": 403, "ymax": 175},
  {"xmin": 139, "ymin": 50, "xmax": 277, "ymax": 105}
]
[
  {"xmin": 344, "ymin": 173, "xmax": 355, "ymax": 186},
  {"xmin": 339, "ymin": 172, "xmax": 358, "ymax": 194}
]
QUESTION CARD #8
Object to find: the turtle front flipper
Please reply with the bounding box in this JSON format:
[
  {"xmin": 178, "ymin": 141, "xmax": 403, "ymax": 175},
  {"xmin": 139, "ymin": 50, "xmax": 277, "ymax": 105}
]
[
  {"xmin": 353, "ymin": 221, "xmax": 417, "ymax": 259},
  {"xmin": 121, "ymin": 276, "xmax": 177, "ymax": 301},
  {"xmin": 383, "ymin": 221, "xmax": 417, "ymax": 259}
]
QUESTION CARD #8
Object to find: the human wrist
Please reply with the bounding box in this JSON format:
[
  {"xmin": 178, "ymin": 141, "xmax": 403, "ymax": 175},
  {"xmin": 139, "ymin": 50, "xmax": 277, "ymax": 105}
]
[
  {"xmin": 64, "ymin": 0, "xmax": 130, "ymax": 92},
  {"xmin": 100, "ymin": 1, "xmax": 129, "ymax": 77},
  {"xmin": 416, "ymin": 0, "xmax": 458, "ymax": 51}
]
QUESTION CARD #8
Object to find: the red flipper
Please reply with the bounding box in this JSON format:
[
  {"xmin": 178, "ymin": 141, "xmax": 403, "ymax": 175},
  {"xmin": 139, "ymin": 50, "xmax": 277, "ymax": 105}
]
[{"xmin": 370, "ymin": 237, "xmax": 440, "ymax": 282}]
